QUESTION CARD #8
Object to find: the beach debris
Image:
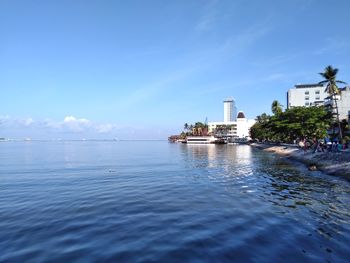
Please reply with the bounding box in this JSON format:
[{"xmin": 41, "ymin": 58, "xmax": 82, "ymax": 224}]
[{"xmin": 308, "ymin": 165, "xmax": 317, "ymax": 171}]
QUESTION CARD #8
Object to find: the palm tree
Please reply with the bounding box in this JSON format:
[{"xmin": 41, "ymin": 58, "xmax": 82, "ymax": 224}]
[
  {"xmin": 319, "ymin": 65, "xmax": 347, "ymax": 140},
  {"xmin": 271, "ymin": 100, "xmax": 283, "ymax": 115},
  {"xmin": 189, "ymin": 124, "xmax": 194, "ymax": 135},
  {"xmin": 184, "ymin": 123, "xmax": 189, "ymax": 132}
]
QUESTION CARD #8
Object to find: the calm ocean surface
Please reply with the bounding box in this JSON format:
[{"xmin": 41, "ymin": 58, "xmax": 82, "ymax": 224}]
[{"xmin": 1, "ymin": 141, "xmax": 350, "ymax": 262}]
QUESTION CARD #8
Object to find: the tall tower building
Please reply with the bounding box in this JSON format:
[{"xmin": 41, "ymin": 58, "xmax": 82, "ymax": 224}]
[{"xmin": 223, "ymin": 97, "xmax": 237, "ymax": 123}]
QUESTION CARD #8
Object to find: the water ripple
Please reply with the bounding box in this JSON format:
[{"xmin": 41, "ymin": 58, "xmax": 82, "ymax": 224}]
[{"xmin": 0, "ymin": 142, "xmax": 350, "ymax": 262}]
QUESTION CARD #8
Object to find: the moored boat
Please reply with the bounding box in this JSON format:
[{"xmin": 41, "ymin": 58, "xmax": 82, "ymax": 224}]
[{"xmin": 186, "ymin": 136, "xmax": 217, "ymax": 144}]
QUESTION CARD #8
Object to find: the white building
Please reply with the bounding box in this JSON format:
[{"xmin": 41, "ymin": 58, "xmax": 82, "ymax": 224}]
[
  {"xmin": 208, "ymin": 111, "xmax": 255, "ymax": 139},
  {"xmin": 338, "ymin": 87, "xmax": 350, "ymax": 120},
  {"xmin": 288, "ymin": 84, "xmax": 350, "ymax": 121},
  {"xmin": 324, "ymin": 86, "xmax": 350, "ymax": 121},
  {"xmin": 223, "ymin": 97, "xmax": 237, "ymax": 122},
  {"xmin": 287, "ymin": 84, "xmax": 327, "ymax": 109},
  {"xmin": 236, "ymin": 112, "xmax": 256, "ymax": 138}
]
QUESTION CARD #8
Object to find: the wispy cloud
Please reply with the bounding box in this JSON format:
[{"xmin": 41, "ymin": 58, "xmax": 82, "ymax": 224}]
[
  {"xmin": 195, "ymin": 0, "xmax": 220, "ymax": 32},
  {"xmin": 115, "ymin": 21, "xmax": 273, "ymax": 114},
  {"xmin": 96, "ymin": 123, "xmax": 118, "ymax": 133},
  {"xmin": 62, "ymin": 116, "xmax": 91, "ymax": 132},
  {"xmin": 1, "ymin": 115, "xmax": 118, "ymax": 134},
  {"xmin": 0, "ymin": 115, "xmax": 175, "ymax": 140},
  {"xmin": 312, "ymin": 38, "xmax": 349, "ymax": 56},
  {"xmin": 220, "ymin": 25, "xmax": 272, "ymax": 55},
  {"xmin": 0, "ymin": 115, "xmax": 34, "ymax": 127}
]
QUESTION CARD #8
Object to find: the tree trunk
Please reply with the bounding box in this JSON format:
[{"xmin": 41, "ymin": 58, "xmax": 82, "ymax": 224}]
[{"xmin": 333, "ymin": 93, "xmax": 343, "ymax": 140}]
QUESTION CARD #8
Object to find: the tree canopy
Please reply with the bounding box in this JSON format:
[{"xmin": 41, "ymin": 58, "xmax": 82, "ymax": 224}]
[{"xmin": 250, "ymin": 102, "xmax": 332, "ymax": 143}]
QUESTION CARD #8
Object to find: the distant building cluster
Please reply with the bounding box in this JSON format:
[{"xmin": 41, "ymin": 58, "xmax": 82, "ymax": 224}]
[
  {"xmin": 287, "ymin": 84, "xmax": 350, "ymax": 121},
  {"xmin": 208, "ymin": 98, "xmax": 255, "ymax": 140}
]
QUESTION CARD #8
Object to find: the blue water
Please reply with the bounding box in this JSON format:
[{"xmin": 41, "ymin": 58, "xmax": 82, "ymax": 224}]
[{"xmin": 1, "ymin": 141, "xmax": 350, "ymax": 262}]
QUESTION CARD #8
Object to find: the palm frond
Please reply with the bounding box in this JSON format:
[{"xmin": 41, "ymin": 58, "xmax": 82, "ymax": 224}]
[{"xmin": 336, "ymin": 80, "xmax": 347, "ymax": 84}]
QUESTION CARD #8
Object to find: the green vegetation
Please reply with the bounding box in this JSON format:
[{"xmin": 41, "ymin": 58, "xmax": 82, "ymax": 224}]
[
  {"xmin": 250, "ymin": 102, "xmax": 332, "ymax": 143},
  {"xmin": 213, "ymin": 124, "xmax": 236, "ymax": 136},
  {"xmin": 271, "ymin": 100, "xmax": 283, "ymax": 115},
  {"xmin": 319, "ymin": 65, "xmax": 347, "ymax": 140},
  {"xmin": 251, "ymin": 65, "xmax": 349, "ymax": 144},
  {"xmin": 182, "ymin": 122, "xmax": 208, "ymax": 137}
]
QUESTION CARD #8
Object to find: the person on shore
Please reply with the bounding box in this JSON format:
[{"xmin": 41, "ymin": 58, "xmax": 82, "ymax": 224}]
[
  {"xmin": 298, "ymin": 140, "xmax": 304, "ymax": 149},
  {"xmin": 313, "ymin": 140, "xmax": 318, "ymax": 153},
  {"xmin": 303, "ymin": 138, "xmax": 307, "ymax": 153},
  {"xmin": 319, "ymin": 140, "xmax": 325, "ymax": 152},
  {"xmin": 332, "ymin": 142, "xmax": 337, "ymax": 153},
  {"xmin": 337, "ymin": 142, "xmax": 342, "ymax": 152}
]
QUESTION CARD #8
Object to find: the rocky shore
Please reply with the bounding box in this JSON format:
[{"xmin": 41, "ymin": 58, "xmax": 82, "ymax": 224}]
[{"xmin": 251, "ymin": 143, "xmax": 350, "ymax": 180}]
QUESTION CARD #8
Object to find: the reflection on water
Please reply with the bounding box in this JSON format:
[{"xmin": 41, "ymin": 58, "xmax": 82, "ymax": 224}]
[{"xmin": 0, "ymin": 141, "xmax": 349, "ymax": 262}]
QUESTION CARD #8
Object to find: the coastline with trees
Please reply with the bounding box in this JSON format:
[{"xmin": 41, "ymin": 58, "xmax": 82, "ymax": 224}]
[{"xmin": 250, "ymin": 66, "xmax": 350, "ymax": 178}]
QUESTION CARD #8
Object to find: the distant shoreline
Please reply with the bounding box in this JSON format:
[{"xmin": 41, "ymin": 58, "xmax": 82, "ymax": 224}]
[
  {"xmin": 0, "ymin": 139, "xmax": 167, "ymax": 142},
  {"xmin": 251, "ymin": 143, "xmax": 350, "ymax": 180}
]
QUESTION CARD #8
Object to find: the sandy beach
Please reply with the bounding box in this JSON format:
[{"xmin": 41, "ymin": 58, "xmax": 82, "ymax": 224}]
[{"xmin": 251, "ymin": 143, "xmax": 350, "ymax": 180}]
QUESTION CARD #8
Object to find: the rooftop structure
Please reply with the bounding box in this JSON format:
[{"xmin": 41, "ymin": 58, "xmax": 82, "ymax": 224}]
[{"xmin": 237, "ymin": 111, "xmax": 245, "ymax": 118}]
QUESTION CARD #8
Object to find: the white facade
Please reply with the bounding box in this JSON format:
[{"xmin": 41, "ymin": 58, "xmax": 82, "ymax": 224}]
[
  {"xmin": 287, "ymin": 84, "xmax": 327, "ymax": 108},
  {"xmin": 325, "ymin": 87, "xmax": 350, "ymax": 120},
  {"xmin": 208, "ymin": 121, "xmax": 237, "ymax": 137},
  {"xmin": 208, "ymin": 111, "xmax": 255, "ymax": 139},
  {"xmin": 338, "ymin": 87, "xmax": 350, "ymax": 120},
  {"xmin": 223, "ymin": 97, "xmax": 237, "ymax": 123},
  {"xmin": 288, "ymin": 84, "xmax": 350, "ymax": 121},
  {"xmin": 237, "ymin": 117, "xmax": 256, "ymax": 138}
]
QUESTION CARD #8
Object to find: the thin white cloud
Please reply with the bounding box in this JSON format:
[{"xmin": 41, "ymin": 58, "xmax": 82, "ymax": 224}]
[
  {"xmin": 262, "ymin": 73, "xmax": 286, "ymax": 82},
  {"xmin": 22, "ymin": 117, "xmax": 34, "ymax": 126},
  {"xmin": 195, "ymin": 0, "xmax": 219, "ymax": 32},
  {"xmin": 0, "ymin": 115, "xmax": 173, "ymax": 140},
  {"xmin": 44, "ymin": 116, "xmax": 122, "ymax": 134},
  {"xmin": 0, "ymin": 116, "xmax": 34, "ymax": 127},
  {"xmin": 62, "ymin": 116, "xmax": 91, "ymax": 132},
  {"xmin": 96, "ymin": 124, "xmax": 116, "ymax": 133},
  {"xmin": 0, "ymin": 115, "xmax": 11, "ymax": 124},
  {"xmin": 312, "ymin": 38, "xmax": 349, "ymax": 56}
]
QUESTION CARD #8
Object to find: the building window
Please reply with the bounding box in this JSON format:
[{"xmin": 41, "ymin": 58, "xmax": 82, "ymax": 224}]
[
  {"xmin": 305, "ymin": 102, "xmax": 309, "ymax": 106},
  {"xmin": 315, "ymin": 90, "xmax": 320, "ymax": 94},
  {"xmin": 305, "ymin": 97, "xmax": 309, "ymax": 100},
  {"xmin": 316, "ymin": 96, "xmax": 320, "ymax": 100},
  {"xmin": 305, "ymin": 91, "xmax": 309, "ymax": 95}
]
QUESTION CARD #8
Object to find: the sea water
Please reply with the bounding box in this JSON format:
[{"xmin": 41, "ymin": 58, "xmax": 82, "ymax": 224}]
[{"xmin": 1, "ymin": 141, "xmax": 350, "ymax": 262}]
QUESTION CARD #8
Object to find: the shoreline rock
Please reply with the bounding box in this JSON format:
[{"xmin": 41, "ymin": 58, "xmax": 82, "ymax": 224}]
[{"xmin": 250, "ymin": 143, "xmax": 350, "ymax": 180}]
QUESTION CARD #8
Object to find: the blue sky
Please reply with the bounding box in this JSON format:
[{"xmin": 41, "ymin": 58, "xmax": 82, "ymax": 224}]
[{"xmin": 1, "ymin": 0, "xmax": 350, "ymax": 139}]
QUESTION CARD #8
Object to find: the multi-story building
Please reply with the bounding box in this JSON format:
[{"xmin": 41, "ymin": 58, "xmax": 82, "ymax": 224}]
[
  {"xmin": 324, "ymin": 86, "xmax": 350, "ymax": 121},
  {"xmin": 288, "ymin": 83, "xmax": 350, "ymax": 121},
  {"xmin": 223, "ymin": 97, "xmax": 237, "ymax": 122},
  {"xmin": 287, "ymin": 84, "xmax": 327, "ymax": 109},
  {"xmin": 208, "ymin": 98, "xmax": 255, "ymax": 139}
]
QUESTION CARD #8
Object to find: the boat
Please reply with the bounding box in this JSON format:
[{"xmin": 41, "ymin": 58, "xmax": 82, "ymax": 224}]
[
  {"xmin": 229, "ymin": 137, "xmax": 249, "ymax": 144},
  {"xmin": 186, "ymin": 136, "xmax": 217, "ymax": 144}
]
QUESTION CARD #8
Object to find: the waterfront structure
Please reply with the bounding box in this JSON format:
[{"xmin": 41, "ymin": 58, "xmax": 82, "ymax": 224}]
[
  {"xmin": 223, "ymin": 97, "xmax": 237, "ymax": 123},
  {"xmin": 186, "ymin": 136, "xmax": 218, "ymax": 144},
  {"xmin": 208, "ymin": 111, "xmax": 255, "ymax": 139},
  {"xmin": 236, "ymin": 112, "xmax": 256, "ymax": 138},
  {"xmin": 287, "ymin": 84, "xmax": 328, "ymax": 109}
]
